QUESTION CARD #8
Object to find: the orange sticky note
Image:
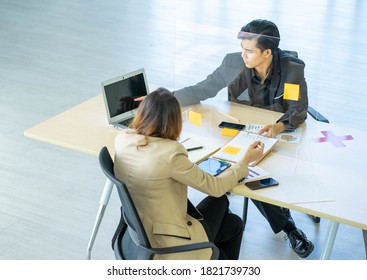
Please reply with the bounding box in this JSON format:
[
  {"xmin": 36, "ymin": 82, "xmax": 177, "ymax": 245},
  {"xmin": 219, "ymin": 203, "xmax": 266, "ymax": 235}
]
[
  {"xmin": 221, "ymin": 128, "xmax": 239, "ymax": 137},
  {"xmin": 284, "ymin": 83, "xmax": 300, "ymax": 101},
  {"xmin": 222, "ymin": 145, "xmax": 241, "ymax": 155},
  {"xmin": 189, "ymin": 111, "xmax": 202, "ymax": 126}
]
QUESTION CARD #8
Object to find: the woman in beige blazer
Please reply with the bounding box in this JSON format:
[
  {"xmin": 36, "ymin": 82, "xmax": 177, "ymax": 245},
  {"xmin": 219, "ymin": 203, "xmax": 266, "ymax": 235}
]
[{"xmin": 114, "ymin": 87, "xmax": 264, "ymax": 260}]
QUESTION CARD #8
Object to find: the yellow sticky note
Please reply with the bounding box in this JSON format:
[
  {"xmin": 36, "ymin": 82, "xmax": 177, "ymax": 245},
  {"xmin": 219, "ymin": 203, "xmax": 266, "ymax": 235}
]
[
  {"xmin": 222, "ymin": 145, "xmax": 241, "ymax": 155},
  {"xmin": 221, "ymin": 128, "xmax": 239, "ymax": 137},
  {"xmin": 284, "ymin": 83, "xmax": 300, "ymax": 101},
  {"xmin": 189, "ymin": 111, "xmax": 202, "ymax": 126}
]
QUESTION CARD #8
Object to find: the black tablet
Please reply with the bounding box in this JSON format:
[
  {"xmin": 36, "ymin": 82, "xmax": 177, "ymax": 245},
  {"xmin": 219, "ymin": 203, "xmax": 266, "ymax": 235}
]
[{"xmin": 197, "ymin": 158, "xmax": 231, "ymax": 176}]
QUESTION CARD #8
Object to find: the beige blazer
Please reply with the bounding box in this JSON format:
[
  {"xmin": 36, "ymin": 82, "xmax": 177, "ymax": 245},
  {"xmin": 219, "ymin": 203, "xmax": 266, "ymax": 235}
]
[{"xmin": 114, "ymin": 130, "xmax": 248, "ymax": 259}]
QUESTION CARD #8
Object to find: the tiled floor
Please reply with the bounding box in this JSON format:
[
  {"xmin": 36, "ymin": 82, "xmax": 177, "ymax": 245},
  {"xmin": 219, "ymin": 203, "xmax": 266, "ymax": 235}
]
[{"xmin": 0, "ymin": 0, "xmax": 366, "ymax": 260}]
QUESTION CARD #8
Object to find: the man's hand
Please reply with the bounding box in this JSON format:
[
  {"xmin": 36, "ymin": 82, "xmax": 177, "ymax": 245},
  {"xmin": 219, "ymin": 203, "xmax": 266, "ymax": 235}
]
[{"xmin": 258, "ymin": 122, "xmax": 286, "ymax": 138}]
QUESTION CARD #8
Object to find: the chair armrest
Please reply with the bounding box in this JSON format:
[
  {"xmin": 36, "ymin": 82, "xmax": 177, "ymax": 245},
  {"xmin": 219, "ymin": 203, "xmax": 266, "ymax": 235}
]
[
  {"xmin": 145, "ymin": 241, "xmax": 220, "ymax": 260},
  {"xmin": 307, "ymin": 106, "xmax": 329, "ymax": 123}
]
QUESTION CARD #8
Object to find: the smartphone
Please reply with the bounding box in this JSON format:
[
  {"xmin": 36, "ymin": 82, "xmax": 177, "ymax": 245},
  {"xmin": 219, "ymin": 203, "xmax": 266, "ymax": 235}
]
[
  {"xmin": 245, "ymin": 178, "xmax": 279, "ymax": 190},
  {"xmin": 218, "ymin": 121, "xmax": 245, "ymax": 130},
  {"xmin": 197, "ymin": 158, "xmax": 231, "ymax": 176}
]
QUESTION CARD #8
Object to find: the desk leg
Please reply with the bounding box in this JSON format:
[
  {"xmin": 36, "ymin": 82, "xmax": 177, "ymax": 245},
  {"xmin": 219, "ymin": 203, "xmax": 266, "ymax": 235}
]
[
  {"xmin": 242, "ymin": 197, "xmax": 249, "ymax": 230},
  {"xmin": 320, "ymin": 221, "xmax": 339, "ymax": 260},
  {"xmin": 86, "ymin": 178, "xmax": 114, "ymax": 260},
  {"xmin": 363, "ymin": 229, "xmax": 367, "ymax": 259}
]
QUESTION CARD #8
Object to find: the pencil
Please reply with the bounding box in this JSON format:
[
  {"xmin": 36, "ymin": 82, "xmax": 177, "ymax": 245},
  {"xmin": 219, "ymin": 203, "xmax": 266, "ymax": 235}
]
[{"xmin": 218, "ymin": 111, "xmax": 241, "ymax": 122}]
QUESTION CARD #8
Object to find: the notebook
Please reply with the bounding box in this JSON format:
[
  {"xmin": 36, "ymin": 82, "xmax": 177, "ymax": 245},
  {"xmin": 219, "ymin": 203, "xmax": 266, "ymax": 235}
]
[
  {"xmin": 101, "ymin": 68, "xmax": 150, "ymax": 129},
  {"xmin": 213, "ymin": 131, "xmax": 278, "ymax": 166},
  {"xmin": 181, "ymin": 138, "xmax": 221, "ymax": 163}
]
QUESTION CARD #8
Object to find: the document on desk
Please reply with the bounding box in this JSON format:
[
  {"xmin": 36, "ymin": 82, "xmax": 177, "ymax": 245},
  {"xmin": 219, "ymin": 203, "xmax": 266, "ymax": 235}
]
[
  {"xmin": 276, "ymin": 127, "xmax": 303, "ymax": 143},
  {"xmin": 213, "ymin": 131, "xmax": 278, "ymax": 166},
  {"xmin": 242, "ymin": 165, "xmax": 271, "ymax": 183},
  {"xmin": 245, "ymin": 123, "xmax": 303, "ymax": 143},
  {"xmin": 266, "ymin": 174, "xmax": 335, "ymax": 204},
  {"xmin": 181, "ymin": 138, "xmax": 221, "ymax": 163}
]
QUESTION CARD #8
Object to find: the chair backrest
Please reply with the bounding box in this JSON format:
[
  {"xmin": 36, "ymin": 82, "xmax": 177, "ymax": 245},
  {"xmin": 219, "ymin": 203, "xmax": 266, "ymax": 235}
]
[
  {"xmin": 98, "ymin": 147, "xmax": 153, "ymax": 259},
  {"xmin": 283, "ymin": 50, "xmax": 298, "ymax": 58},
  {"xmin": 98, "ymin": 147, "xmax": 220, "ymax": 260}
]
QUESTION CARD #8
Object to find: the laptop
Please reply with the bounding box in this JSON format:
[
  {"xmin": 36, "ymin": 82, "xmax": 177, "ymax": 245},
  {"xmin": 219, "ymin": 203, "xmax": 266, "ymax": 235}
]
[{"xmin": 101, "ymin": 68, "xmax": 150, "ymax": 129}]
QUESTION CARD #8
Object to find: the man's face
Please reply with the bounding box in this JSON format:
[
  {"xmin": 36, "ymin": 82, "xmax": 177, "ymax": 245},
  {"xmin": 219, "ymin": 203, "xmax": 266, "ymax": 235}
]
[{"xmin": 240, "ymin": 39, "xmax": 268, "ymax": 69}]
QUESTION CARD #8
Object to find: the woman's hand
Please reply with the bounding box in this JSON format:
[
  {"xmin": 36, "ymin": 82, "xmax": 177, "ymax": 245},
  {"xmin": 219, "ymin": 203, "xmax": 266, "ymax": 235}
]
[{"xmin": 242, "ymin": 141, "xmax": 264, "ymax": 165}]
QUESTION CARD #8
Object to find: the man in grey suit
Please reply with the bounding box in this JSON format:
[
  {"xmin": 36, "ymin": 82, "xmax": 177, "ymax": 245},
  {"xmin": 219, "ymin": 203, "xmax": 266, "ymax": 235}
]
[{"xmin": 174, "ymin": 19, "xmax": 314, "ymax": 258}]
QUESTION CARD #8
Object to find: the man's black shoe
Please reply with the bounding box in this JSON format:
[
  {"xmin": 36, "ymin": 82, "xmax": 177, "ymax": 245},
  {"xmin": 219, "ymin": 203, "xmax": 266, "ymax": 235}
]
[{"xmin": 285, "ymin": 228, "xmax": 314, "ymax": 258}]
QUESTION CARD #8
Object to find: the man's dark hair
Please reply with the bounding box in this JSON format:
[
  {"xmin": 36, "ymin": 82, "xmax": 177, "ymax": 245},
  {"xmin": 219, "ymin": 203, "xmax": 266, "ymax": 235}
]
[{"xmin": 240, "ymin": 19, "xmax": 280, "ymax": 52}]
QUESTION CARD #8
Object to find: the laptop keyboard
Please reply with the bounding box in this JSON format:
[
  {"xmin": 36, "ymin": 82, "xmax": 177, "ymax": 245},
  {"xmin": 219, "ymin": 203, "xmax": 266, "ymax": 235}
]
[{"xmin": 118, "ymin": 118, "xmax": 133, "ymax": 127}]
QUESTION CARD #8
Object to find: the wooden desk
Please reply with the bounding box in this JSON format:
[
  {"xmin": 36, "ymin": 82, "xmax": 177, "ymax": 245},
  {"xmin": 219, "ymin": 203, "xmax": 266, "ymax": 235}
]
[
  {"xmin": 25, "ymin": 95, "xmax": 119, "ymax": 156},
  {"xmin": 25, "ymin": 95, "xmax": 367, "ymax": 259}
]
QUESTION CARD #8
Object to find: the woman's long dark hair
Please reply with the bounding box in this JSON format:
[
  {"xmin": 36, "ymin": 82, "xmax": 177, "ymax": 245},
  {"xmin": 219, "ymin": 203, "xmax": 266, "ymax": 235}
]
[{"xmin": 130, "ymin": 87, "xmax": 182, "ymax": 140}]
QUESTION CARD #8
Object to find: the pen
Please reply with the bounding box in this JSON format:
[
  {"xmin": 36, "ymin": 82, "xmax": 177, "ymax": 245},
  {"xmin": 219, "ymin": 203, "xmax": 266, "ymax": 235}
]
[
  {"xmin": 187, "ymin": 146, "xmax": 203, "ymax": 151},
  {"xmin": 218, "ymin": 111, "xmax": 241, "ymax": 122}
]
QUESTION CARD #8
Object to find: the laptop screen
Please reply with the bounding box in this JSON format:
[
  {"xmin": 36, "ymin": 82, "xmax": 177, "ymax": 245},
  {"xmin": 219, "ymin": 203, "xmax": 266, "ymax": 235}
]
[{"xmin": 101, "ymin": 68, "xmax": 149, "ymax": 124}]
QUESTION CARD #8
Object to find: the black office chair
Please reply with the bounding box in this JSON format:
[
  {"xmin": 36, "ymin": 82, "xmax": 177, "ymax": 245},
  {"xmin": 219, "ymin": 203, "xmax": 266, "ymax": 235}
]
[
  {"xmin": 307, "ymin": 106, "xmax": 329, "ymax": 123},
  {"xmin": 98, "ymin": 146, "xmax": 220, "ymax": 260},
  {"xmin": 283, "ymin": 51, "xmax": 329, "ymax": 124}
]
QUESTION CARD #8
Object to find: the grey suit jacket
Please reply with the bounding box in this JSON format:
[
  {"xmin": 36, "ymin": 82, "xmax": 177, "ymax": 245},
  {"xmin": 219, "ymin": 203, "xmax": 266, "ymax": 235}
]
[
  {"xmin": 175, "ymin": 50, "xmax": 308, "ymax": 128},
  {"xmin": 114, "ymin": 130, "xmax": 248, "ymax": 259},
  {"xmin": 175, "ymin": 52, "xmax": 244, "ymax": 106}
]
